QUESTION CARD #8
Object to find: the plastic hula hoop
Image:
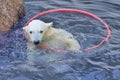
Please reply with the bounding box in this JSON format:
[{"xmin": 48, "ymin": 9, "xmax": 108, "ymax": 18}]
[{"xmin": 24, "ymin": 8, "xmax": 111, "ymax": 53}]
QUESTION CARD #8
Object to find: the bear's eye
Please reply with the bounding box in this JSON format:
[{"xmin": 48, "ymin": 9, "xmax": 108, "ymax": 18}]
[
  {"xmin": 30, "ymin": 31, "xmax": 32, "ymax": 34},
  {"xmin": 40, "ymin": 31, "xmax": 43, "ymax": 33}
]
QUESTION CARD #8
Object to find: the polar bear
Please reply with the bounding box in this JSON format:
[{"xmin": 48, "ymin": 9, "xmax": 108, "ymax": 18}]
[{"xmin": 23, "ymin": 19, "xmax": 81, "ymax": 52}]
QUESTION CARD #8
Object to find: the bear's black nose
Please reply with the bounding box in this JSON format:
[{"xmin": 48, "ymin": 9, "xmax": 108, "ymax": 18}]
[{"xmin": 34, "ymin": 40, "xmax": 40, "ymax": 45}]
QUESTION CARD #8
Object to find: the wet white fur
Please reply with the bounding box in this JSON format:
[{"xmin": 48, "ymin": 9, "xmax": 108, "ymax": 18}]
[{"xmin": 23, "ymin": 19, "xmax": 81, "ymax": 52}]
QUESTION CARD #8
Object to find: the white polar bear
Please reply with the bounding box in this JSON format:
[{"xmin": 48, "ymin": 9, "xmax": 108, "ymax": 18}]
[{"xmin": 23, "ymin": 19, "xmax": 81, "ymax": 53}]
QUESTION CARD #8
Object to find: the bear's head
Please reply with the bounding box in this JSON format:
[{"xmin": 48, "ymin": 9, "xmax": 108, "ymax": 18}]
[{"xmin": 23, "ymin": 19, "xmax": 53, "ymax": 46}]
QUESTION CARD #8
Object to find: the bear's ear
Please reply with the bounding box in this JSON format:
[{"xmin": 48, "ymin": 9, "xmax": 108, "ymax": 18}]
[
  {"xmin": 46, "ymin": 22, "xmax": 53, "ymax": 28},
  {"xmin": 23, "ymin": 26, "xmax": 30, "ymax": 39},
  {"xmin": 23, "ymin": 26, "xmax": 28, "ymax": 31}
]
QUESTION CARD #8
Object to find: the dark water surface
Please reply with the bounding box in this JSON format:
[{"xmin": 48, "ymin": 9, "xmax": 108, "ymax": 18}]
[{"xmin": 0, "ymin": 0, "xmax": 120, "ymax": 80}]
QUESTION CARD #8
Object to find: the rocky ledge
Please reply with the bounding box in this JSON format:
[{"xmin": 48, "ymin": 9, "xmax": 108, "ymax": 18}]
[{"xmin": 0, "ymin": 0, "xmax": 24, "ymax": 31}]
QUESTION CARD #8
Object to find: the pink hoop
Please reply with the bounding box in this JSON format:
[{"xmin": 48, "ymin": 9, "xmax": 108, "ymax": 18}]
[{"xmin": 24, "ymin": 8, "xmax": 111, "ymax": 53}]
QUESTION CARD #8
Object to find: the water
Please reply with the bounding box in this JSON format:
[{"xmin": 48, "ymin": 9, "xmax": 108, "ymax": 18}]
[{"xmin": 0, "ymin": 0, "xmax": 120, "ymax": 80}]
